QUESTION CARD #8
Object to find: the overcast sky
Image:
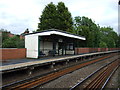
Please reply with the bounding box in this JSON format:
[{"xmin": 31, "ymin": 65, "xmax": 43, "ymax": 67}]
[{"xmin": 0, "ymin": 0, "xmax": 118, "ymax": 34}]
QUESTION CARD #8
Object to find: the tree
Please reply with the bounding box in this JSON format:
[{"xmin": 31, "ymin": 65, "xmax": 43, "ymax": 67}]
[
  {"xmin": 38, "ymin": 2, "xmax": 58, "ymax": 31},
  {"xmin": 57, "ymin": 2, "xmax": 73, "ymax": 32},
  {"xmin": 73, "ymin": 16, "xmax": 100, "ymax": 47},
  {"xmin": 99, "ymin": 27, "xmax": 118, "ymax": 48},
  {"xmin": 37, "ymin": 2, "xmax": 73, "ymax": 32},
  {"xmin": 99, "ymin": 41, "xmax": 107, "ymax": 48}
]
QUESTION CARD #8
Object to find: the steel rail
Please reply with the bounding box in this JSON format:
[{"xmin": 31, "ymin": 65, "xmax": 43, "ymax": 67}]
[
  {"xmin": 70, "ymin": 58, "xmax": 119, "ymax": 90},
  {"xmin": 84, "ymin": 60, "xmax": 118, "ymax": 89},
  {"xmin": 101, "ymin": 65, "xmax": 119, "ymax": 90}
]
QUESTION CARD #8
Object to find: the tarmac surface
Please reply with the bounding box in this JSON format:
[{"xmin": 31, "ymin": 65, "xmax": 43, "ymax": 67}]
[{"xmin": 1, "ymin": 55, "xmax": 74, "ymax": 66}]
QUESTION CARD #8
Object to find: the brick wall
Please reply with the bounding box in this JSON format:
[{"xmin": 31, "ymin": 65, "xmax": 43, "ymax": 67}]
[
  {"xmin": 75, "ymin": 48, "xmax": 120, "ymax": 55},
  {"xmin": 75, "ymin": 48, "xmax": 90, "ymax": 54},
  {"xmin": 1, "ymin": 48, "xmax": 26, "ymax": 60}
]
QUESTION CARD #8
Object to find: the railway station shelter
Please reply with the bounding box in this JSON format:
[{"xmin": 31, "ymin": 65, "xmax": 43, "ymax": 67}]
[{"xmin": 25, "ymin": 29, "xmax": 86, "ymax": 58}]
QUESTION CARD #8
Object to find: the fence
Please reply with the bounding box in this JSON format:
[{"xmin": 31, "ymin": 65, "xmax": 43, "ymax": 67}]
[
  {"xmin": 75, "ymin": 48, "xmax": 120, "ymax": 55},
  {"xmin": 1, "ymin": 48, "xmax": 26, "ymax": 61}
]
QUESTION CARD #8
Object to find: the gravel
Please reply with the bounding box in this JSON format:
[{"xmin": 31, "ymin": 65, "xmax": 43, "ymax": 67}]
[
  {"xmin": 105, "ymin": 65, "xmax": 119, "ymax": 88},
  {"xmin": 39, "ymin": 55, "xmax": 119, "ymax": 88}
]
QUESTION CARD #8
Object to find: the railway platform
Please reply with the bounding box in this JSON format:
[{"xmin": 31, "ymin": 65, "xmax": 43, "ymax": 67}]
[{"xmin": 0, "ymin": 50, "xmax": 119, "ymax": 73}]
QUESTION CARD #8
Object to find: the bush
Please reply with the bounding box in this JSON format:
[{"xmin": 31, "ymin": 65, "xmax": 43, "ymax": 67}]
[{"xmin": 2, "ymin": 36, "xmax": 25, "ymax": 48}]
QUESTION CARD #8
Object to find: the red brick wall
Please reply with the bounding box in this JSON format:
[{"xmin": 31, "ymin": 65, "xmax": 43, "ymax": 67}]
[
  {"xmin": 1, "ymin": 48, "xmax": 26, "ymax": 60},
  {"xmin": 98, "ymin": 48, "xmax": 101, "ymax": 52},
  {"xmin": 75, "ymin": 48, "xmax": 120, "ymax": 54},
  {"xmin": 75, "ymin": 48, "xmax": 90, "ymax": 54}
]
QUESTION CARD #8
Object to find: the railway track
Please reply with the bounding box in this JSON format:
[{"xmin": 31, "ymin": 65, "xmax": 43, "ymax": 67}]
[
  {"xmin": 70, "ymin": 58, "xmax": 120, "ymax": 90},
  {"xmin": 2, "ymin": 53, "xmax": 118, "ymax": 89}
]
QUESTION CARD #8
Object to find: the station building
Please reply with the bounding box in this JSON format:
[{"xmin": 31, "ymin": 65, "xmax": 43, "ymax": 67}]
[{"xmin": 25, "ymin": 29, "xmax": 86, "ymax": 58}]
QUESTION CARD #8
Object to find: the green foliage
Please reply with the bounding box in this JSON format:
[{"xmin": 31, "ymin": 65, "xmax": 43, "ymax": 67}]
[
  {"xmin": 17, "ymin": 39, "xmax": 25, "ymax": 48},
  {"xmin": 73, "ymin": 16, "xmax": 119, "ymax": 48},
  {"xmin": 73, "ymin": 16, "xmax": 100, "ymax": 47},
  {"xmin": 38, "ymin": 2, "xmax": 73, "ymax": 32},
  {"xmin": 100, "ymin": 27, "xmax": 118, "ymax": 48},
  {"xmin": 2, "ymin": 36, "xmax": 20, "ymax": 48},
  {"xmin": 38, "ymin": 2, "xmax": 57, "ymax": 30},
  {"xmin": 99, "ymin": 41, "xmax": 107, "ymax": 48},
  {"xmin": 57, "ymin": 2, "xmax": 73, "ymax": 32},
  {"xmin": 1, "ymin": 29, "xmax": 25, "ymax": 48},
  {"xmin": 3, "ymin": 36, "xmax": 18, "ymax": 48}
]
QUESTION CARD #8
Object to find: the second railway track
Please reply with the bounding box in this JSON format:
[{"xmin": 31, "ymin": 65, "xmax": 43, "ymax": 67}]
[{"xmin": 70, "ymin": 58, "xmax": 120, "ymax": 90}]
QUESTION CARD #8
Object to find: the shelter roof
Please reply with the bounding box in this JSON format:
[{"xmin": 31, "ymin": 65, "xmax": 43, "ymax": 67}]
[{"xmin": 25, "ymin": 29, "xmax": 86, "ymax": 40}]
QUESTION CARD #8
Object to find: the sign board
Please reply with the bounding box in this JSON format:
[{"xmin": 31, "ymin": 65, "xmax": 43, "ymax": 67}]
[{"xmin": 58, "ymin": 39, "xmax": 63, "ymax": 42}]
